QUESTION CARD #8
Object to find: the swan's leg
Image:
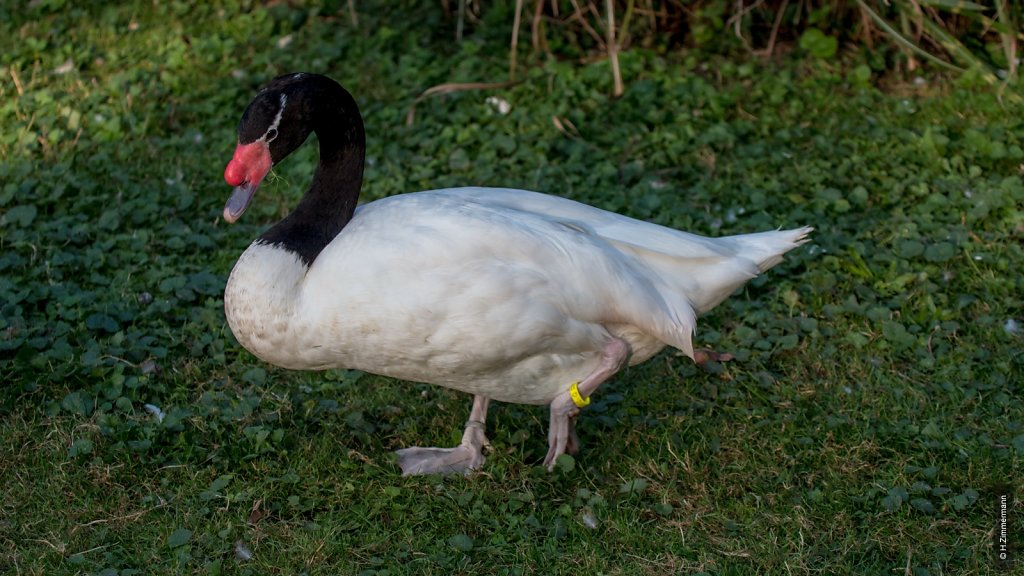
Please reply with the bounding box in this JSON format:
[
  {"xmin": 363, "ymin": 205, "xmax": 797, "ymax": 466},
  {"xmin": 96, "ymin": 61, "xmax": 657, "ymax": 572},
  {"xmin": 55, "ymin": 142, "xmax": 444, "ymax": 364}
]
[
  {"xmin": 395, "ymin": 395, "xmax": 490, "ymax": 476},
  {"xmin": 544, "ymin": 337, "xmax": 629, "ymax": 469}
]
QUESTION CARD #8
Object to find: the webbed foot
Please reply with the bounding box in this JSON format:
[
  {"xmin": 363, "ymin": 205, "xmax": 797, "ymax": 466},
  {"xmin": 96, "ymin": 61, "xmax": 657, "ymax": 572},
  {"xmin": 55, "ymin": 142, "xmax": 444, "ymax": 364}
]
[
  {"xmin": 396, "ymin": 396, "xmax": 490, "ymax": 476},
  {"xmin": 693, "ymin": 348, "xmax": 734, "ymax": 365},
  {"xmin": 544, "ymin": 391, "xmax": 580, "ymax": 469},
  {"xmin": 395, "ymin": 436, "xmax": 485, "ymax": 476}
]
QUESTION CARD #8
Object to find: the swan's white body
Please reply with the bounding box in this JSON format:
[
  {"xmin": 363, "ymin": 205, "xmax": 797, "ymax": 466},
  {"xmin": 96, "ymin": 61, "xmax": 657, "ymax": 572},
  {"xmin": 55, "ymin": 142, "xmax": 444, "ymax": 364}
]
[
  {"xmin": 222, "ymin": 72, "xmax": 811, "ymax": 473},
  {"xmin": 225, "ymin": 186, "xmax": 811, "ymax": 405}
]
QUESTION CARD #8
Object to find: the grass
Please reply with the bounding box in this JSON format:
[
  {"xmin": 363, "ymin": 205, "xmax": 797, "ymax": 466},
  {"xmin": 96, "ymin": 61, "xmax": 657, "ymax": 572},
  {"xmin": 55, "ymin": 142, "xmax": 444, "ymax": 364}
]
[{"xmin": 1, "ymin": 1, "xmax": 1022, "ymax": 574}]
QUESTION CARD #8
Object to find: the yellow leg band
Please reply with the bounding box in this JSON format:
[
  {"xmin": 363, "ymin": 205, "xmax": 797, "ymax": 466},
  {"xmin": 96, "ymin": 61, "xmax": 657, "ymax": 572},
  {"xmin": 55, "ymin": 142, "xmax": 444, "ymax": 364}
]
[{"xmin": 569, "ymin": 381, "xmax": 590, "ymax": 408}]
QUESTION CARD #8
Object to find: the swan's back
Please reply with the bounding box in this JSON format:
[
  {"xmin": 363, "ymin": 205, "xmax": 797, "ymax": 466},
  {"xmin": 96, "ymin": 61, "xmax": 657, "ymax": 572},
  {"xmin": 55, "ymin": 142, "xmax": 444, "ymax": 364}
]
[{"xmin": 428, "ymin": 187, "xmax": 811, "ymax": 314}]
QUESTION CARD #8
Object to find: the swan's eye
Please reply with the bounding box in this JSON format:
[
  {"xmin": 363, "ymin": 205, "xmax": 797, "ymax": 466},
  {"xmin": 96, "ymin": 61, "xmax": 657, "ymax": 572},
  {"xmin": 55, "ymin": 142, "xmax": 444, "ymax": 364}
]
[{"xmin": 265, "ymin": 128, "xmax": 279, "ymax": 142}]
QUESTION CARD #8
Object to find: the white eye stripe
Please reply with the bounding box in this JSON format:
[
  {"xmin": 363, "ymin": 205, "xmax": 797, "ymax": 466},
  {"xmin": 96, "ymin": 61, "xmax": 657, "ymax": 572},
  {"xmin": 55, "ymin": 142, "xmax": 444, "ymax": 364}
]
[{"xmin": 263, "ymin": 93, "xmax": 287, "ymax": 142}]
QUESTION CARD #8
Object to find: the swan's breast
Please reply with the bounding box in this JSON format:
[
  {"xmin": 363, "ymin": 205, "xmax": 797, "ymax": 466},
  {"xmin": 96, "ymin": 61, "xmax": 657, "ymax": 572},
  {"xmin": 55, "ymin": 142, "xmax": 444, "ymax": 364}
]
[{"xmin": 224, "ymin": 241, "xmax": 323, "ymax": 369}]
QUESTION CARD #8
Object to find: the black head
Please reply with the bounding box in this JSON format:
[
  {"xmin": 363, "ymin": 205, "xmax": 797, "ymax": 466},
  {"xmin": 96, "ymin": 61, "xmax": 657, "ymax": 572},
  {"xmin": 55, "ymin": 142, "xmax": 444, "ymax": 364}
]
[
  {"xmin": 236, "ymin": 73, "xmax": 324, "ymax": 164},
  {"xmin": 223, "ymin": 73, "xmax": 361, "ymax": 223}
]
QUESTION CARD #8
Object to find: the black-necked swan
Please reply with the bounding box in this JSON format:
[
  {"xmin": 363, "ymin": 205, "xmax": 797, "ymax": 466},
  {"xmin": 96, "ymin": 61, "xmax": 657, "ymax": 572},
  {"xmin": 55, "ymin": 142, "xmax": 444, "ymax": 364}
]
[{"xmin": 221, "ymin": 73, "xmax": 812, "ymax": 475}]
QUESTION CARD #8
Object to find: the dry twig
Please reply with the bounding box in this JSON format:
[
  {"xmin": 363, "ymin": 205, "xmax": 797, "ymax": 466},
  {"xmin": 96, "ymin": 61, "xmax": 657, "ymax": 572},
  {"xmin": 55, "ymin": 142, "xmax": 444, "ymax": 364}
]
[
  {"xmin": 347, "ymin": 0, "xmax": 358, "ymax": 27},
  {"xmin": 531, "ymin": 0, "xmax": 547, "ymax": 54},
  {"xmin": 406, "ymin": 80, "xmax": 521, "ymax": 125},
  {"xmin": 568, "ymin": 0, "xmax": 607, "ymax": 50},
  {"xmin": 757, "ymin": 0, "xmax": 788, "ymax": 57},
  {"xmin": 511, "ymin": 0, "xmax": 524, "ymax": 80},
  {"xmin": 605, "ymin": 0, "xmax": 623, "ymax": 97},
  {"xmin": 10, "ymin": 67, "xmax": 24, "ymax": 96}
]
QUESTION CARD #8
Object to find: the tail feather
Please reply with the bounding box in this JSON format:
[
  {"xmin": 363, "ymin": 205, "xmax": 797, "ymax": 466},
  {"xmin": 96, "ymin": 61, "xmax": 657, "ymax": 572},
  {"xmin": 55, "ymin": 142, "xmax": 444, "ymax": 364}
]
[
  {"xmin": 734, "ymin": 226, "xmax": 814, "ymax": 273},
  {"xmin": 606, "ymin": 226, "xmax": 812, "ymax": 360},
  {"xmin": 620, "ymin": 225, "xmax": 813, "ymax": 318}
]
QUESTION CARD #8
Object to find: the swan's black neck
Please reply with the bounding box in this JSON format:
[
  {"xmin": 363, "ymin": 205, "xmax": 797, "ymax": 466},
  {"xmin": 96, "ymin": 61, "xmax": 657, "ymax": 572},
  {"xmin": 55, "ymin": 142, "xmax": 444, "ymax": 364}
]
[{"xmin": 259, "ymin": 78, "xmax": 365, "ymax": 267}]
